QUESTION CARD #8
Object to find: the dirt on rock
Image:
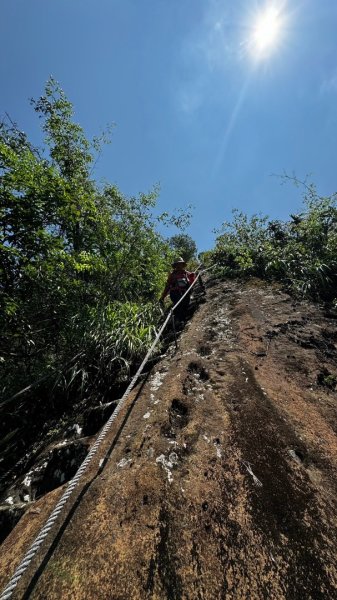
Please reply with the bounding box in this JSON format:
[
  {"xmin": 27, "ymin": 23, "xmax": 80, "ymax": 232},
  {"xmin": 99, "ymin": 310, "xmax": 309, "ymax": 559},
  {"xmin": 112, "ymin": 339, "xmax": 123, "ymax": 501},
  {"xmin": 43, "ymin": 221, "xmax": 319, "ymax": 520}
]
[{"xmin": 0, "ymin": 278, "xmax": 337, "ymax": 599}]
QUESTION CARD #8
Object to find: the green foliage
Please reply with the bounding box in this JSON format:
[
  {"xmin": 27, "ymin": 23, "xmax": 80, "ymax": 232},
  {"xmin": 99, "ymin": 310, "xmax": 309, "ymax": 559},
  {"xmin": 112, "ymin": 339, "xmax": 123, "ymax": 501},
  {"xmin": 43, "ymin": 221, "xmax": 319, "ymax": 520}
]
[
  {"xmin": 57, "ymin": 301, "xmax": 162, "ymax": 401},
  {"xmin": 168, "ymin": 233, "xmax": 197, "ymax": 264},
  {"xmin": 32, "ymin": 77, "xmax": 93, "ymax": 182},
  {"xmin": 0, "ymin": 78, "xmax": 185, "ymax": 420},
  {"xmin": 212, "ymin": 183, "xmax": 337, "ymax": 302},
  {"xmin": 213, "ymin": 210, "xmax": 269, "ymax": 276},
  {"xmin": 197, "ymin": 250, "xmax": 213, "ymax": 268}
]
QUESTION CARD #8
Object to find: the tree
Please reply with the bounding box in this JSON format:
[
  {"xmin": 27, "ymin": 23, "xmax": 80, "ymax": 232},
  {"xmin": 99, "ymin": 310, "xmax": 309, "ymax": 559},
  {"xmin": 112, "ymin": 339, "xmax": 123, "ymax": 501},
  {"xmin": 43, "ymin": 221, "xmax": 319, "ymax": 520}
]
[
  {"xmin": 0, "ymin": 78, "xmax": 196, "ymax": 485},
  {"xmin": 168, "ymin": 233, "xmax": 197, "ymax": 264},
  {"xmin": 0, "ymin": 78, "xmax": 186, "ymax": 414}
]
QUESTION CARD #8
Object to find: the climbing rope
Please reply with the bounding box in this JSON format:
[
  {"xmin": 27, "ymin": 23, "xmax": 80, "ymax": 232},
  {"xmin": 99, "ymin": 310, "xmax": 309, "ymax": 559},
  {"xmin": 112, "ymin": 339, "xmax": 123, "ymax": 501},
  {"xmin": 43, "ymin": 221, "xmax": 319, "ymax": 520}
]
[{"xmin": 0, "ymin": 267, "xmax": 214, "ymax": 600}]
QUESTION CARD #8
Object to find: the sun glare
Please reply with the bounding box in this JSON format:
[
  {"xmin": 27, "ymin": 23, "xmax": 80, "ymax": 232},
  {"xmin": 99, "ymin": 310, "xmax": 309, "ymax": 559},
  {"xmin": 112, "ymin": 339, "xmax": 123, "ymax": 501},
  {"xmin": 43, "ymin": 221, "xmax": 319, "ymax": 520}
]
[{"xmin": 250, "ymin": 4, "xmax": 284, "ymax": 58}]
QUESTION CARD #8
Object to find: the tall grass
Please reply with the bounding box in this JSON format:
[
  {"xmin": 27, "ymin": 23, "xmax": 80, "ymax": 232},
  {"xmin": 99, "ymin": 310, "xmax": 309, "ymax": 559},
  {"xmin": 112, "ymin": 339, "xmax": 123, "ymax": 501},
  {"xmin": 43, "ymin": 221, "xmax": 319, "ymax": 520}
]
[{"xmin": 56, "ymin": 301, "xmax": 162, "ymax": 403}]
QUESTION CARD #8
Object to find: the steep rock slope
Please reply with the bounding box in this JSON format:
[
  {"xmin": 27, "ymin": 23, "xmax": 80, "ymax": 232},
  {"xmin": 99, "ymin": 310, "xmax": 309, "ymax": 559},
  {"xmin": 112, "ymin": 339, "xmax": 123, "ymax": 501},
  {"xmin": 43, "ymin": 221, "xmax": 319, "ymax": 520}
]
[{"xmin": 1, "ymin": 279, "xmax": 337, "ymax": 599}]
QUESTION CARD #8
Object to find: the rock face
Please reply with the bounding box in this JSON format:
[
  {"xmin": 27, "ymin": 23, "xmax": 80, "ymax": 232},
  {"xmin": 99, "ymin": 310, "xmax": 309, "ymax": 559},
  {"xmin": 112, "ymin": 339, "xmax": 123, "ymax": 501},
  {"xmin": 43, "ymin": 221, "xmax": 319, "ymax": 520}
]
[{"xmin": 0, "ymin": 279, "xmax": 337, "ymax": 599}]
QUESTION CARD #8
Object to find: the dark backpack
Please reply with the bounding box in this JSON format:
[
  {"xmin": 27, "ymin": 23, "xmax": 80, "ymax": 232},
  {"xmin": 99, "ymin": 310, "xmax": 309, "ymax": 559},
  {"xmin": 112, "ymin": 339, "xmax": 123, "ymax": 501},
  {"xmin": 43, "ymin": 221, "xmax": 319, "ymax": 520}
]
[{"xmin": 172, "ymin": 271, "xmax": 190, "ymax": 291}]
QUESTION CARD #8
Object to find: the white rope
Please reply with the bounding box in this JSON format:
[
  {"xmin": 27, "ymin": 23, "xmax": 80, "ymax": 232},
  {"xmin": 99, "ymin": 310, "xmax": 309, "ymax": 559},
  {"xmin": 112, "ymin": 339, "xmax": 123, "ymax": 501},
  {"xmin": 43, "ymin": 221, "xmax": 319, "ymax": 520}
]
[
  {"xmin": 0, "ymin": 267, "xmax": 212, "ymax": 600},
  {"xmin": 242, "ymin": 461, "xmax": 263, "ymax": 487}
]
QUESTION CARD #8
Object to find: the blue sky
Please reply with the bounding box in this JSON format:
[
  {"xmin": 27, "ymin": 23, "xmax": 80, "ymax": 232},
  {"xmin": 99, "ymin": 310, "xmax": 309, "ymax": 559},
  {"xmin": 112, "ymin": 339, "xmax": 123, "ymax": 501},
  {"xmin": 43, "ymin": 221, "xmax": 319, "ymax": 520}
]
[{"xmin": 1, "ymin": 0, "xmax": 337, "ymax": 251}]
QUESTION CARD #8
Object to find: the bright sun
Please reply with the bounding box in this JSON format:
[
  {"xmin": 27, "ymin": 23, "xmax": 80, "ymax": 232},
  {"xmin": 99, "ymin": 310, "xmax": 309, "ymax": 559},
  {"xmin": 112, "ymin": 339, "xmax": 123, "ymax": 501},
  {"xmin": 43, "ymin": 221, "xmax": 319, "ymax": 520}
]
[{"xmin": 251, "ymin": 5, "xmax": 283, "ymax": 57}]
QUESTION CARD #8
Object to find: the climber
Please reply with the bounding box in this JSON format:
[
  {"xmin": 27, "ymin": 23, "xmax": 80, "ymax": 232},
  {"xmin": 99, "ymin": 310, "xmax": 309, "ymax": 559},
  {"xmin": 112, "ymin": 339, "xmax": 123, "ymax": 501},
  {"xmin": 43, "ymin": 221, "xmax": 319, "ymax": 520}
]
[{"xmin": 160, "ymin": 257, "xmax": 205, "ymax": 318}]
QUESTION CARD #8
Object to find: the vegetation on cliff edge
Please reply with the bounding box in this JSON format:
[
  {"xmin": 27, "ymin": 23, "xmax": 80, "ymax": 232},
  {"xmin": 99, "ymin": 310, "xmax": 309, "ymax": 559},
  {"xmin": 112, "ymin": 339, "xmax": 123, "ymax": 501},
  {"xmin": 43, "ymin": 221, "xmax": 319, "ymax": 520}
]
[{"xmin": 212, "ymin": 179, "xmax": 337, "ymax": 304}]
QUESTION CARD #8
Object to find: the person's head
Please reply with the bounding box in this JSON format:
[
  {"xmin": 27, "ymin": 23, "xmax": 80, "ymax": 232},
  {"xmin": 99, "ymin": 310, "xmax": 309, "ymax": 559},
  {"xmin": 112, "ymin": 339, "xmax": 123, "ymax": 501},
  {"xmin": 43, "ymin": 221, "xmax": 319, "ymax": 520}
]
[{"xmin": 172, "ymin": 257, "xmax": 186, "ymax": 270}]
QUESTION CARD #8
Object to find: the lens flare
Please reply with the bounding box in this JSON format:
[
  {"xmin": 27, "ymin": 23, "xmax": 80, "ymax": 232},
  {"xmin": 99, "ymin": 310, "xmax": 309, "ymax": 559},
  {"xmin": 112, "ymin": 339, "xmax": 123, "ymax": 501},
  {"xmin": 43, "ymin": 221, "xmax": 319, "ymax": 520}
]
[{"xmin": 250, "ymin": 4, "xmax": 284, "ymax": 58}]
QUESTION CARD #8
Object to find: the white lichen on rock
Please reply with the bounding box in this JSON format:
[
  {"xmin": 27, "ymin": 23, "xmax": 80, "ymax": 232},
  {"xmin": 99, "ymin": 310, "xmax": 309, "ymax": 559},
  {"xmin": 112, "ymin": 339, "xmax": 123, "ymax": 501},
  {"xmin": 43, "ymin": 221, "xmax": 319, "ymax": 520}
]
[{"xmin": 155, "ymin": 452, "xmax": 179, "ymax": 483}]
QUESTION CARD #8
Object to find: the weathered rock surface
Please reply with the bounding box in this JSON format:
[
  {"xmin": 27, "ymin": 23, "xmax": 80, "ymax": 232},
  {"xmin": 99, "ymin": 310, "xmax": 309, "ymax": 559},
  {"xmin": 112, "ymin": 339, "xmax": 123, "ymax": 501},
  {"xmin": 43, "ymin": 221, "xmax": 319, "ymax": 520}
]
[{"xmin": 0, "ymin": 279, "xmax": 337, "ymax": 599}]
